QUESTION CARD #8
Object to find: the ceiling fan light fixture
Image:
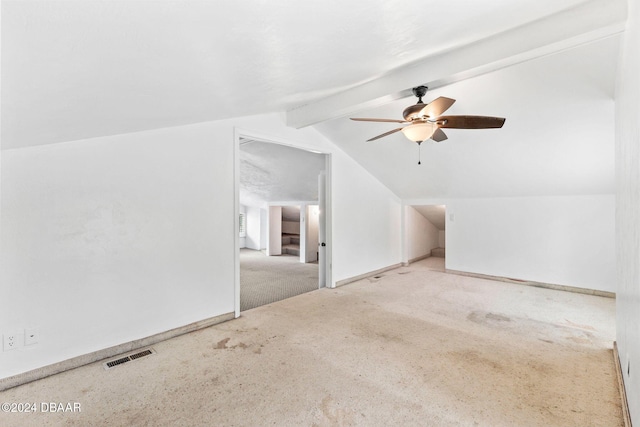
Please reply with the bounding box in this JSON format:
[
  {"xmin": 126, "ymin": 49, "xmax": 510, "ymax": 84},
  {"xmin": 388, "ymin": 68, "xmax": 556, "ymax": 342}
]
[
  {"xmin": 350, "ymin": 87, "xmax": 505, "ymax": 154},
  {"xmin": 401, "ymin": 123, "xmax": 433, "ymax": 143}
]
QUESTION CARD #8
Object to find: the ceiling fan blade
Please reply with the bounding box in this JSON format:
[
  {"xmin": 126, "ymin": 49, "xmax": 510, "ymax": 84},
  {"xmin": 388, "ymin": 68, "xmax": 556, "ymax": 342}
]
[
  {"xmin": 437, "ymin": 115, "xmax": 505, "ymax": 129},
  {"xmin": 419, "ymin": 97, "xmax": 456, "ymax": 118},
  {"xmin": 431, "ymin": 128, "xmax": 448, "ymax": 142},
  {"xmin": 350, "ymin": 117, "xmax": 408, "ymax": 123},
  {"xmin": 366, "ymin": 127, "xmax": 404, "ymax": 142}
]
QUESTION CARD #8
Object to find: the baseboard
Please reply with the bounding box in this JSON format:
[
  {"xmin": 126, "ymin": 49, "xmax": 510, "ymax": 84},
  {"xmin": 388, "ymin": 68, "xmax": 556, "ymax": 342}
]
[
  {"xmin": 613, "ymin": 342, "xmax": 633, "ymax": 427},
  {"xmin": 335, "ymin": 263, "xmax": 403, "ymax": 287},
  {"xmin": 402, "ymin": 253, "xmax": 431, "ymax": 266},
  {"xmin": 445, "ymin": 269, "xmax": 615, "ymax": 298},
  {"xmin": 0, "ymin": 311, "xmax": 235, "ymax": 392}
]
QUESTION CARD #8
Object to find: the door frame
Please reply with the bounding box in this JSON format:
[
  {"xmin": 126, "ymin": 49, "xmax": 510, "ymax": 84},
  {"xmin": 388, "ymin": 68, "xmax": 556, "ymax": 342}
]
[{"xmin": 233, "ymin": 128, "xmax": 332, "ymax": 318}]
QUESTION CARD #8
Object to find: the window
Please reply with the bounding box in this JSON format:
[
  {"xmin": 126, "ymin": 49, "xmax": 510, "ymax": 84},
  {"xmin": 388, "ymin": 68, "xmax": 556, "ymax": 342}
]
[{"xmin": 239, "ymin": 213, "xmax": 246, "ymax": 237}]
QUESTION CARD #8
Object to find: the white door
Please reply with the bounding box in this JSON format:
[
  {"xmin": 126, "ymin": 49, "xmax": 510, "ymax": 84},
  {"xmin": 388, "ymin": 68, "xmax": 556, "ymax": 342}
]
[{"xmin": 318, "ymin": 172, "xmax": 326, "ymax": 288}]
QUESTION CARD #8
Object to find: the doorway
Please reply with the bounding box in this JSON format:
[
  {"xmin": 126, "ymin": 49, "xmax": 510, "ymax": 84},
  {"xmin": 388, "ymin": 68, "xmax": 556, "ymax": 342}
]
[
  {"xmin": 407, "ymin": 204, "xmax": 446, "ymax": 271},
  {"xmin": 235, "ymin": 135, "xmax": 331, "ymax": 316}
]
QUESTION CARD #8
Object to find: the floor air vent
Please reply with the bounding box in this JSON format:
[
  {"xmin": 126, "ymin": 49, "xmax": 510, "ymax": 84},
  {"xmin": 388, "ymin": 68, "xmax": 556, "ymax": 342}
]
[{"xmin": 103, "ymin": 348, "xmax": 156, "ymax": 370}]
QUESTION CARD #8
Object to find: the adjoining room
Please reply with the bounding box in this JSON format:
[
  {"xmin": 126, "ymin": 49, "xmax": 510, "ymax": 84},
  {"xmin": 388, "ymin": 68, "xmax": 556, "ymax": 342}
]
[
  {"xmin": 405, "ymin": 204, "xmax": 446, "ymax": 271},
  {"xmin": 238, "ymin": 138, "xmax": 327, "ymax": 311}
]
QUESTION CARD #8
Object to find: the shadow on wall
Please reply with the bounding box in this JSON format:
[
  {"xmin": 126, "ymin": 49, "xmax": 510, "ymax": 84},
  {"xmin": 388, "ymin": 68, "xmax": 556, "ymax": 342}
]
[{"xmin": 407, "ymin": 205, "xmax": 446, "ymax": 262}]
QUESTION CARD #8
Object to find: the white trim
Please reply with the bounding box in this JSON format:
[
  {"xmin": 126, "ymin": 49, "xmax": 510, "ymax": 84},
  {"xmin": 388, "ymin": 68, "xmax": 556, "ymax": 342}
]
[
  {"xmin": 235, "ymin": 127, "xmax": 331, "ymax": 157},
  {"xmin": 233, "ymin": 128, "xmax": 241, "ymax": 318},
  {"xmin": 613, "ymin": 342, "xmax": 632, "ymax": 427},
  {"xmin": 445, "ymin": 268, "xmax": 616, "ymax": 298},
  {"xmin": 269, "ymin": 200, "xmax": 318, "ymax": 206},
  {"xmin": 324, "ymin": 156, "xmax": 333, "ymax": 288},
  {"xmin": 403, "ymin": 253, "xmax": 432, "ymax": 266},
  {"xmin": 234, "ymin": 128, "xmax": 334, "ymax": 298},
  {"xmin": 0, "ymin": 312, "xmax": 235, "ymax": 392},
  {"xmin": 335, "ymin": 263, "xmax": 403, "ymax": 287}
]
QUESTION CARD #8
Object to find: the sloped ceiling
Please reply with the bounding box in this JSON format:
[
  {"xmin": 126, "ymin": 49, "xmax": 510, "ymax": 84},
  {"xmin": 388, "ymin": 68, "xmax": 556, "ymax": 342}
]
[
  {"xmin": 1, "ymin": 0, "xmax": 626, "ymax": 200},
  {"xmin": 315, "ymin": 35, "xmax": 620, "ymax": 199},
  {"xmin": 239, "ymin": 140, "xmax": 325, "ymax": 208},
  {"xmin": 413, "ymin": 205, "xmax": 446, "ymax": 230},
  {"xmin": 282, "ymin": 206, "xmax": 301, "ymax": 222}
]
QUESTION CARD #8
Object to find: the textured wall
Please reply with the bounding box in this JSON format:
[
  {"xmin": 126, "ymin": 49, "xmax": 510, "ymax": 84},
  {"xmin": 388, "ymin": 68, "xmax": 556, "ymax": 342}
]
[
  {"xmin": 615, "ymin": 0, "xmax": 640, "ymax": 422},
  {"xmin": 1, "ymin": 122, "xmax": 236, "ymax": 379}
]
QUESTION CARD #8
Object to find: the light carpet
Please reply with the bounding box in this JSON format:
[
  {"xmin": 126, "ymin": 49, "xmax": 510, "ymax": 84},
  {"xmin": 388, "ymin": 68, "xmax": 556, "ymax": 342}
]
[
  {"xmin": 240, "ymin": 248, "xmax": 319, "ymax": 311},
  {"xmin": 0, "ymin": 259, "xmax": 622, "ymax": 426}
]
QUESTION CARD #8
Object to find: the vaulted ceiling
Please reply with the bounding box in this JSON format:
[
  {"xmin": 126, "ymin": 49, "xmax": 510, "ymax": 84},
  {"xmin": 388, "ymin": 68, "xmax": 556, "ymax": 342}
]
[
  {"xmin": 1, "ymin": 0, "xmax": 627, "ymax": 201},
  {"xmin": 316, "ymin": 34, "xmax": 620, "ymax": 199}
]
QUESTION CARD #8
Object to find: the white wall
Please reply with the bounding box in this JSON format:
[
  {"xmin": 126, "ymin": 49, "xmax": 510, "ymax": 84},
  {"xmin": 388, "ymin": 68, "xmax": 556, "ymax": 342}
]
[
  {"xmin": 404, "ymin": 205, "xmax": 440, "ymax": 262},
  {"xmin": 245, "ymin": 206, "xmax": 262, "ymax": 250},
  {"xmin": 300, "ymin": 204, "xmax": 319, "ymax": 263},
  {"xmin": 0, "ymin": 112, "xmax": 404, "ymax": 380},
  {"xmin": 331, "ymin": 151, "xmax": 402, "ymax": 281},
  {"xmin": 259, "ymin": 208, "xmax": 267, "ymax": 250},
  {"xmin": 616, "ymin": 0, "xmax": 640, "ymax": 422},
  {"xmin": 438, "ymin": 230, "xmax": 446, "ymax": 248},
  {"xmin": 267, "ymin": 206, "xmax": 282, "ymax": 256},
  {"xmin": 0, "ymin": 122, "xmax": 236, "ymax": 379},
  {"xmin": 445, "ymin": 195, "xmax": 615, "ymax": 292},
  {"xmin": 306, "ymin": 205, "xmax": 319, "ymax": 263},
  {"xmin": 0, "ymin": 4, "xmax": 3, "ymax": 371},
  {"xmin": 281, "ymin": 220, "xmax": 299, "ymax": 235}
]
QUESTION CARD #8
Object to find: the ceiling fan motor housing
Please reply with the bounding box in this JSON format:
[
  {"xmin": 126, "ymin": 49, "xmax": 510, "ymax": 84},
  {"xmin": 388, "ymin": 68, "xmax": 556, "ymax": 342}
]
[
  {"xmin": 403, "ymin": 86, "xmax": 429, "ymax": 121},
  {"xmin": 403, "ymin": 104, "xmax": 427, "ymax": 121}
]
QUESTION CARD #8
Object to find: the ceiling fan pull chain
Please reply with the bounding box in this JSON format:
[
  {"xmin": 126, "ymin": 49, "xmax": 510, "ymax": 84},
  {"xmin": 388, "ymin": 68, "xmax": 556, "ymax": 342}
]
[{"xmin": 418, "ymin": 141, "xmax": 422, "ymax": 165}]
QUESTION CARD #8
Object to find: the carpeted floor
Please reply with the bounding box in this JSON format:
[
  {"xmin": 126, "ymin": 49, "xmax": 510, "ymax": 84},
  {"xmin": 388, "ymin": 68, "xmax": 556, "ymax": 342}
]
[
  {"xmin": 240, "ymin": 248, "xmax": 319, "ymax": 311},
  {"xmin": 417, "ymin": 255, "xmax": 445, "ymax": 272},
  {"xmin": 0, "ymin": 258, "xmax": 622, "ymax": 426}
]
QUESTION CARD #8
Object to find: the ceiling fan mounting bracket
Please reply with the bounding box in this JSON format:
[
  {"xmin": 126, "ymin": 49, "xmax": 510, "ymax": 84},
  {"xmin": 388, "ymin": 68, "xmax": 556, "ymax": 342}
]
[{"xmin": 412, "ymin": 86, "xmax": 428, "ymax": 104}]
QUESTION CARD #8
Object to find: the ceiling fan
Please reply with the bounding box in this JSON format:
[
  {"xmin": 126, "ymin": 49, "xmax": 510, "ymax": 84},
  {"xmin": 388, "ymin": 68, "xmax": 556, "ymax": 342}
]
[{"xmin": 350, "ymin": 86, "xmax": 505, "ymax": 163}]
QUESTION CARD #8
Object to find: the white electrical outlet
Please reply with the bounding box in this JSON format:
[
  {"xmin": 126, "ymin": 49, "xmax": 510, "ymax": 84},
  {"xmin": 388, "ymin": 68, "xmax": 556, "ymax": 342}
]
[
  {"xmin": 3, "ymin": 332, "xmax": 24, "ymax": 351},
  {"xmin": 25, "ymin": 328, "xmax": 40, "ymax": 346}
]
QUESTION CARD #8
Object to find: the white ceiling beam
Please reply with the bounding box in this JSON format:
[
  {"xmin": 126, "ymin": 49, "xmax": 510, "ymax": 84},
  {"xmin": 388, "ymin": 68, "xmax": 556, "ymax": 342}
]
[{"xmin": 286, "ymin": 0, "xmax": 626, "ymax": 129}]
